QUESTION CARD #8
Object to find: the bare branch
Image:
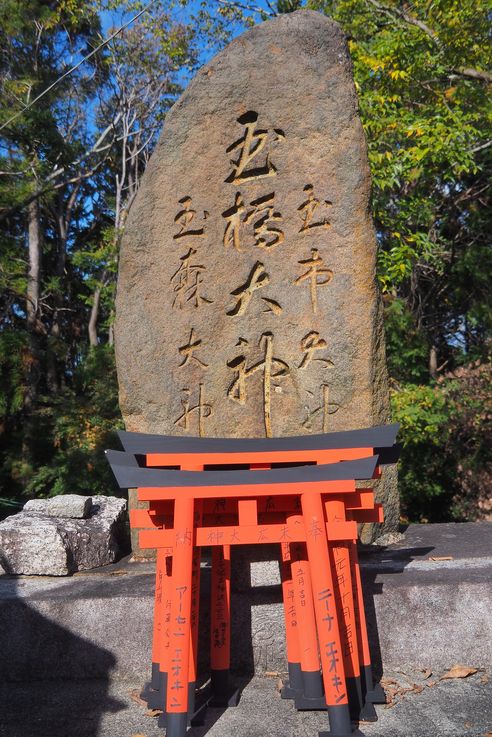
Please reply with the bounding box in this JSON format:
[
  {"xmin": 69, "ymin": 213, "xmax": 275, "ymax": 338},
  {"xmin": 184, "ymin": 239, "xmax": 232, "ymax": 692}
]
[{"xmin": 216, "ymin": 0, "xmax": 275, "ymax": 17}]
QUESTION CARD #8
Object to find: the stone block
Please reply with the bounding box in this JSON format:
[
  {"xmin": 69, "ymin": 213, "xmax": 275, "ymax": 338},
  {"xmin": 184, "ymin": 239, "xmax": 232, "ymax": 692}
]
[
  {"xmin": 114, "ymin": 9, "xmax": 398, "ymax": 551},
  {"xmin": 0, "ymin": 496, "xmax": 129, "ymax": 576},
  {"xmin": 24, "ymin": 494, "xmax": 92, "ymax": 519}
]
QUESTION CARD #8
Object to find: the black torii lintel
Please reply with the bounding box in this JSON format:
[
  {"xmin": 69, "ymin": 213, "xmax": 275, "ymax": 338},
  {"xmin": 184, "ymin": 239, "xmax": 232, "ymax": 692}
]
[
  {"xmin": 117, "ymin": 423, "xmax": 399, "ymax": 453},
  {"xmin": 105, "ymin": 450, "xmax": 379, "ymax": 490}
]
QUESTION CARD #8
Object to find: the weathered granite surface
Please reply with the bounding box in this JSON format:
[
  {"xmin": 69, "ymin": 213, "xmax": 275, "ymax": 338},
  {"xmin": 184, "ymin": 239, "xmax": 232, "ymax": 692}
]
[
  {"xmin": 0, "ymin": 496, "xmax": 128, "ymax": 576},
  {"xmin": 0, "ymin": 524, "xmax": 490, "ymax": 682},
  {"xmin": 24, "ymin": 495, "xmax": 92, "ymax": 519},
  {"xmin": 115, "ymin": 10, "xmax": 398, "ymax": 540}
]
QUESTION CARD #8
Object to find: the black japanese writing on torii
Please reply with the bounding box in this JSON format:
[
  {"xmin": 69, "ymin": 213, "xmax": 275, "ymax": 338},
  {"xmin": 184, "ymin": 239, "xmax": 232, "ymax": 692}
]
[
  {"xmin": 226, "ymin": 332, "xmax": 289, "ymax": 438},
  {"xmin": 225, "ymin": 111, "xmax": 285, "ymax": 185}
]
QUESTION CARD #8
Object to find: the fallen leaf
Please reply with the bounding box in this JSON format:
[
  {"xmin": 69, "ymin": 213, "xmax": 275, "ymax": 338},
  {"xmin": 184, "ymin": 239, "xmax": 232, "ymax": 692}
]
[
  {"xmin": 129, "ymin": 689, "xmax": 148, "ymax": 707},
  {"xmin": 131, "ymin": 734, "xmax": 148, "ymax": 737},
  {"xmin": 384, "ymin": 700, "xmax": 398, "ymax": 709},
  {"xmin": 412, "ymin": 683, "xmax": 424, "ymax": 694},
  {"xmin": 264, "ymin": 671, "xmax": 280, "ymax": 677},
  {"xmin": 428, "ymin": 556, "xmax": 454, "ymax": 561},
  {"xmin": 426, "ymin": 681, "xmax": 437, "ymax": 688},
  {"xmin": 421, "ymin": 668, "xmax": 432, "ymax": 679},
  {"xmin": 145, "ymin": 709, "xmax": 162, "ymax": 718},
  {"xmin": 480, "ymin": 674, "xmax": 489, "ymax": 685},
  {"xmin": 441, "ymin": 665, "xmax": 478, "ymax": 680},
  {"xmin": 464, "ymin": 722, "xmax": 473, "ymax": 729},
  {"xmin": 484, "ymin": 732, "xmax": 492, "ymax": 736},
  {"xmin": 109, "ymin": 570, "xmax": 128, "ymax": 576},
  {"xmin": 276, "ymin": 678, "xmax": 283, "ymax": 693},
  {"xmin": 381, "ymin": 678, "xmax": 399, "ymax": 687}
]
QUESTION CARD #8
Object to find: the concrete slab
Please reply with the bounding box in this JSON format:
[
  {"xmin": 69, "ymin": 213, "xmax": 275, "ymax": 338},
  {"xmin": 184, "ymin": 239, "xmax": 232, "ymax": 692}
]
[
  {"xmin": 0, "ymin": 671, "xmax": 490, "ymax": 737},
  {"xmin": 0, "ymin": 523, "xmax": 490, "ymax": 683}
]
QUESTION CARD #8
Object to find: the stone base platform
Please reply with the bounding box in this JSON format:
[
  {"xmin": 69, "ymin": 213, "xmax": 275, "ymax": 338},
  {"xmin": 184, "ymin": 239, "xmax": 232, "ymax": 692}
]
[
  {"xmin": 1, "ymin": 670, "xmax": 491, "ymax": 737},
  {"xmin": 0, "ymin": 523, "xmax": 490, "ymax": 685}
]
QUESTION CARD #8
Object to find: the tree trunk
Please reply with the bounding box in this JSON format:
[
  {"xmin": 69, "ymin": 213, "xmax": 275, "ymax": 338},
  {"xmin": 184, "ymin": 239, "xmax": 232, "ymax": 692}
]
[
  {"xmin": 26, "ymin": 199, "xmax": 41, "ymax": 330},
  {"xmin": 429, "ymin": 344, "xmax": 438, "ymax": 379},
  {"xmin": 88, "ymin": 287, "xmax": 101, "ymax": 347},
  {"xmin": 22, "ymin": 199, "xmax": 42, "ymax": 469}
]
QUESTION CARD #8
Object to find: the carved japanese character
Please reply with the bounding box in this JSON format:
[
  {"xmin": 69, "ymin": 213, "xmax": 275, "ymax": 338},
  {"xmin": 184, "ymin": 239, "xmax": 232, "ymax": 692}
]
[
  {"xmin": 298, "ymin": 331, "xmax": 334, "ymax": 370},
  {"xmin": 171, "ymin": 247, "xmax": 213, "ymax": 309},
  {"xmin": 173, "ymin": 196, "xmax": 207, "ymax": 240},
  {"xmin": 225, "ymin": 111, "xmax": 284, "ymax": 184},
  {"xmin": 178, "ymin": 328, "xmax": 208, "ymax": 368},
  {"xmin": 294, "ymin": 248, "xmax": 333, "ymax": 314},
  {"xmin": 227, "ymin": 261, "xmax": 270, "ymax": 317},
  {"xmin": 222, "ymin": 193, "xmax": 245, "ymax": 251},
  {"xmin": 244, "ymin": 192, "xmax": 284, "ymax": 250},
  {"xmin": 303, "ymin": 384, "xmax": 340, "ymax": 433},
  {"xmin": 174, "ymin": 384, "xmax": 212, "ymax": 437},
  {"xmin": 298, "ymin": 185, "xmax": 332, "ymax": 233},
  {"xmin": 227, "ymin": 331, "xmax": 289, "ymax": 437}
]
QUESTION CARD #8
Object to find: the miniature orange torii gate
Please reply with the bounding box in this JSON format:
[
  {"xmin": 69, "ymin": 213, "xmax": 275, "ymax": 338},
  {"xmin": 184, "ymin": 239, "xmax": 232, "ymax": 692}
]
[
  {"xmin": 107, "ymin": 423, "xmax": 399, "ymax": 737},
  {"xmin": 132, "ymin": 494, "xmax": 382, "ymax": 721}
]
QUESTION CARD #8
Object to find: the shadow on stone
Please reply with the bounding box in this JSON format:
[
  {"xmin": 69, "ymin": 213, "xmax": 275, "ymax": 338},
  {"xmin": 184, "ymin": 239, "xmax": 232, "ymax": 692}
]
[
  {"xmin": 0, "ymin": 575, "xmax": 126, "ymax": 737},
  {"xmin": 360, "ymin": 542, "xmax": 435, "ymax": 686}
]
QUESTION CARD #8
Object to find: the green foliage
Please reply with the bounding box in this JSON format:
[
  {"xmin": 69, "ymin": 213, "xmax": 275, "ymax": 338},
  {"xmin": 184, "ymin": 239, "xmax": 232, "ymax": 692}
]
[
  {"xmin": 392, "ymin": 363, "xmax": 492, "ymax": 522},
  {"xmin": 308, "ymin": 0, "xmax": 492, "ymax": 367},
  {"xmin": 0, "ymin": 0, "xmax": 196, "ymax": 515},
  {"xmin": 25, "ymin": 346, "xmax": 124, "ymax": 499},
  {"xmin": 306, "ymin": 0, "xmax": 491, "ymax": 521},
  {"xmin": 384, "ymin": 297, "xmax": 429, "ymax": 382},
  {"xmin": 0, "ymin": 331, "xmax": 26, "ymax": 418},
  {"xmin": 0, "ymin": 0, "xmax": 490, "ymax": 528}
]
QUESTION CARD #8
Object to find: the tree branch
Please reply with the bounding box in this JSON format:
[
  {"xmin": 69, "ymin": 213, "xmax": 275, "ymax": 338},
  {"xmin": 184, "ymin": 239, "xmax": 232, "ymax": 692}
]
[{"xmin": 365, "ymin": 0, "xmax": 492, "ymax": 83}]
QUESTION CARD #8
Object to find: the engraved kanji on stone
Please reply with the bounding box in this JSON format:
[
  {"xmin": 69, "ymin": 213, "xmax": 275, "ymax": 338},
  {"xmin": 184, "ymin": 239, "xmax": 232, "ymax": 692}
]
[
  {"xmin": 174, "ymin": 384, "xmax": 212, "ymax": 437},
  {"xmin": 225, "ymin": 111, "xmax": 284, "ymax": 185},
  {"xmin": 222, "ymin": 191, "xmax": 284, "ymax": 252},
  {"xmin": 294, "ymin": 248, "xmax": 333, "ymax": 314},
  {"xmin": 173, "ymin": 196, "xmax": 207, "ymax": 240},
  {"xmin": 227, "ymin": 331, "xmax": 289, "ymax": 437},
  {"xmin": 298, "ymin": 331, "xmax": 334, "ymax": 370},
  {"xmin": 244, "ymin": 192, "xmax": 284, "ymax": 250},
  {"xmin": 178, "ymin": 328, "xmax": 208, "ymax": 368},
  {"xmin": 227, "ymin": 262, "xmax": 270, "ymax": 317},
  {"xmin": 303, "ymin": 384, "xmax": 340, "ymax": 433},
  {"xmin": 222, "ymin": 193, "xmax": 245, "ymax": 251},
  {"xmin": 298, "ymin": 185, "xmax": 332, "ymax": 233},
  {"xmin": 171, "ymin": 247, "xmax": 213, "ymax": 309}
]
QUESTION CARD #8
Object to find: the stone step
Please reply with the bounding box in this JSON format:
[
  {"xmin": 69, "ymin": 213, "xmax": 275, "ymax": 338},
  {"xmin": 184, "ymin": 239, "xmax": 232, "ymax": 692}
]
[
  {"xmin": 0, "ymin": 672, "xmax": 491, "ymax": 737},
  {"xmin": 0, "ymin": 523, "xmax": 490, "ymax": 684}
]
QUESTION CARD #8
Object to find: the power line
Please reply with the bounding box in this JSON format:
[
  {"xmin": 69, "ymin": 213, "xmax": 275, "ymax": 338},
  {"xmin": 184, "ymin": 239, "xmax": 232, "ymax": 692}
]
[{"xmin": 0, "ymin": 0, "xmax": 156, "ymax": 133}]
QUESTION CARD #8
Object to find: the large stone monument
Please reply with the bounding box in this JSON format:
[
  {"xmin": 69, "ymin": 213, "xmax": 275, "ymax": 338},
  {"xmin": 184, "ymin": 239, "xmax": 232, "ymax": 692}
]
[{"xmin": 115, "ymin": 10, "xmax": 398, "ymax": 543}]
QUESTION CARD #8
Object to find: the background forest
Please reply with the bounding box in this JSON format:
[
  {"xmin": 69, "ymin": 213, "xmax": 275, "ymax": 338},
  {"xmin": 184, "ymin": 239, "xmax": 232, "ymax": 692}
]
[{"xmin": 0, "ymin": 0, "xmax": 490, "ymax": 524}]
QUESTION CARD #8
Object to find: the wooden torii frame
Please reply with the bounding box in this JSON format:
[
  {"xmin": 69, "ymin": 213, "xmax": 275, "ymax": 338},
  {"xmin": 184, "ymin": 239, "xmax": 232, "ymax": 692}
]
[{"xmin": 107, "ymin": 423, "xmax": 399, "ymax": 737}]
